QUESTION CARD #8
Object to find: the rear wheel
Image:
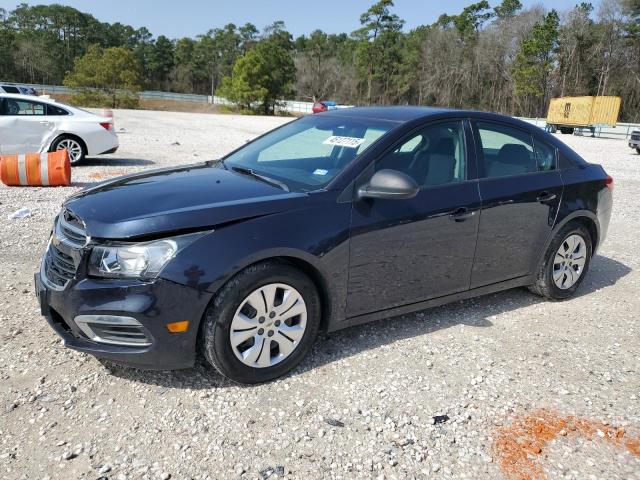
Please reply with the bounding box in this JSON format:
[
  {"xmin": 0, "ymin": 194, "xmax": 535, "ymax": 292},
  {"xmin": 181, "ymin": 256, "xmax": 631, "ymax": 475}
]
[
  {"xmin": 199, "ymin": 261, "xmax": 321, "ymax": 384},
  {"xmin": 529, "ymin": 223, "xmax": 592, "ymax": 300},
  {"xmin": 51, "ymin": 136, "xmax": 86, "ymax": 165}
]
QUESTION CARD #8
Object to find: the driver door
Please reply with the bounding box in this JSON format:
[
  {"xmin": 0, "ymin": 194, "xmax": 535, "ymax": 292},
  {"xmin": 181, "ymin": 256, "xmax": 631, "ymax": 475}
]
[{"xmin": 346, "ymin": 119, "xmax": 481, "ymax": 317}]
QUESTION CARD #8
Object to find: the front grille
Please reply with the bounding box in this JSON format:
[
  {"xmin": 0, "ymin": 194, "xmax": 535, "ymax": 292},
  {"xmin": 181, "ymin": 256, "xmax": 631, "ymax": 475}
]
[
  {"xmin": 632, "ymin": 134, "xmax": 640, "ymax": 141},
  {"xmin": 42, "ymin": 209, "xmax": 87, "ymax": 290},
  {"xmin": 44, "ymin": 243, "xmax": 77, "ymax": 288}
]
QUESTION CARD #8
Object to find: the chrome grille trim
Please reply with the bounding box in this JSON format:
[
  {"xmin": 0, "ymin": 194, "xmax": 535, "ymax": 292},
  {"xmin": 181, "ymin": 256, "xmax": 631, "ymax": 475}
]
[
  {"xmin": 56, "ymin": 209, "xmax": 90, "ymax": 249},
  {"xmin": 74, "ymin": 315, "xmax": 152, "ymax": 347}
]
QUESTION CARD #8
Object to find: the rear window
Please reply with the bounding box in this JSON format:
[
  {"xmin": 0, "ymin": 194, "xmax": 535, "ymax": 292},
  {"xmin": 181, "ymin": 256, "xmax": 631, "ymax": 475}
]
[
  {"xmin": 47, "ymin": 104, "xmax": 69, "ymax": 116},
  {"xmin": 1, "ymin": 85, "xmax": 20, "ymax": 94}
]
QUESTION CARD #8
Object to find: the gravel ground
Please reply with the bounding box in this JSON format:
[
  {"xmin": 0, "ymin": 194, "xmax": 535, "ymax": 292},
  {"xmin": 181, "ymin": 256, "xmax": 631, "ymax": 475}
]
[{"xmin": 0, "ymin": 110, "xmax": 638, "ymax": 480}]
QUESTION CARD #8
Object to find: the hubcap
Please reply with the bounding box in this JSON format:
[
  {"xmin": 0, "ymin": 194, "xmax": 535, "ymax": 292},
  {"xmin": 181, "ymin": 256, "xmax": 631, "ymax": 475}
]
[
  {"xmin": 229, "ymin": 283, "xmax": 307, "ymax": 368},
  {"xmin": 57, "ymin": 139, "xmax": 83, "ymax": 162},
  {"xmin": 553, "ymin": 234, "xmax": 587, "ymax": 290}
]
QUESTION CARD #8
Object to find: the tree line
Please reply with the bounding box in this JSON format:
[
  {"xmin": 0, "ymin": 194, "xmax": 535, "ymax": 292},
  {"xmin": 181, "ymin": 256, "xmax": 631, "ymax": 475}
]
[{"xmin": 0, "ymin": 1, "xmax": 638, "ymax": 120}]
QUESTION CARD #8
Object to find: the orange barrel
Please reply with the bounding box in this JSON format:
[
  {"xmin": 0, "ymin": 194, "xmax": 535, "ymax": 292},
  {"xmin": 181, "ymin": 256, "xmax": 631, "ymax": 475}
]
[{"xmin": 0, "ymin": 150, "xmax": 71, "ymax": 187}]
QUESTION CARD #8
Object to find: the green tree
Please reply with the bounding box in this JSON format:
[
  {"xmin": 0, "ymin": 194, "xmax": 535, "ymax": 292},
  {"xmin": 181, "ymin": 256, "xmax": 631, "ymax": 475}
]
[
  {"xmin": 353, "ymin": 0, "xmax": 404, "ymax": 104},
  {"xmin": 512, "ymin": 10, "xmax": 559, "ymax": 115},
  {"xmin": 218, "ymin": 39, "xmax": 294, "ymax": 114},
  {"xmin": 494, "ymin": 0, "xmax": 523, "ymax": 20},
  {"xmin": 64, "ymin": 44, "xmax": 141, "ymax": 108},
  {"xmin": 147, "ymin": 35, "xmax": 175, "ymax": 88}
]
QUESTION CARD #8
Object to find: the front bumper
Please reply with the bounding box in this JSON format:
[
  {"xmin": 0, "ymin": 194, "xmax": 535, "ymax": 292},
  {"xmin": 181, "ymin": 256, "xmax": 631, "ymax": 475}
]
[{"xmin": 35, "ymin": 271, "xmax": 212, "ymax": 370}]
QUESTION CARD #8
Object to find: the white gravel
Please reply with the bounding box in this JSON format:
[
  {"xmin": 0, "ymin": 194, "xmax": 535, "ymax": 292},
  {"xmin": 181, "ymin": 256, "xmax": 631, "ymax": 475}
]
[{"xmin": 1, "ymin": 110, "xmax": 639, "ymax": 480}]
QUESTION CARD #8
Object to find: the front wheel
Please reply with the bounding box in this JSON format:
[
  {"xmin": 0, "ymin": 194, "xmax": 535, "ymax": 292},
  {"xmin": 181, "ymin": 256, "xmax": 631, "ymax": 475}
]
[
  {"xmin": 529, "ymin": 223, "xmax": 592, "ymax": 300},
  {"xmin": 636, "ymin": 148, "xmax": 640, "ymax": 155},
  {"xmin": 199, "ymin": 261, "xmax": 321, "ymax": 384}
]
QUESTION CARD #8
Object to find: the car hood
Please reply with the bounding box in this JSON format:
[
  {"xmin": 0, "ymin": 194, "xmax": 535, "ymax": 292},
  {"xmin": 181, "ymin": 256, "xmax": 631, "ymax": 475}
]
[{"xmin": 64, "ymin": 163, "xmax": 308, "ymax": 239}]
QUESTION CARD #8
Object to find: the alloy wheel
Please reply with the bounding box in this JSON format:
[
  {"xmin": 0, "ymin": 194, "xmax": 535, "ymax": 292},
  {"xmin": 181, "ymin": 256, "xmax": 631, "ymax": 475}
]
[
  {"xmin": 57, "ymin": 139, "xmax": 83, "ymax": 163},
  {"xmin": 229, "ymin": 283, "xmax": 307, "ymax": 368},
  {"xmin": 552, "ymin": 234, "xmax": 587, "ymax": 290}
]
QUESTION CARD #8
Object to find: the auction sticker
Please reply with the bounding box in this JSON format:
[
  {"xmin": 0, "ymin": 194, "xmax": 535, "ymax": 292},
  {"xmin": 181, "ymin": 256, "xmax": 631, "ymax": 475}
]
[{"xmin": 323, "ymin": 136, "xmax": 366, "ymax": 148}]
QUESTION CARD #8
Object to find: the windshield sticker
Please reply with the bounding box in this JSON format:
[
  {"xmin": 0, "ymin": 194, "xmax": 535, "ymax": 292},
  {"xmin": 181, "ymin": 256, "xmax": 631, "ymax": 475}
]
[
  {"xmin": 313, "ymin": 169, "xmax": 329, "ymax": 176},
  {"xmin": 323, "ymin": 136, "xmax": 366, "ymax": 148}
]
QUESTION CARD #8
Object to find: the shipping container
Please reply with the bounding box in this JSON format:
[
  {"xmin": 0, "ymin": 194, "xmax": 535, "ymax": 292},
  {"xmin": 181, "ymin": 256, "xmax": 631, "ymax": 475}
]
[{"xmin": 546, "ymin": 96, "xmax": 621, "ymax": 134}]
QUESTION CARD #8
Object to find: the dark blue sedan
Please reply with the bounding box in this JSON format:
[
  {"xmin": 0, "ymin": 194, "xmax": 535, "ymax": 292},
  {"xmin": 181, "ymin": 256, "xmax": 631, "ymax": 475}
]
[{"xmin": 36, "ymin": 107, "xmax": 613, "ymax": 383}]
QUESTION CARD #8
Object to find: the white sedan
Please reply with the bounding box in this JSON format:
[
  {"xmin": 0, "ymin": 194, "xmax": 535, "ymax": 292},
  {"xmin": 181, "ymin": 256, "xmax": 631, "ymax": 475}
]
[{"xmin": 0, "ymin": 93, "xmax": 119, "ymax": 164}]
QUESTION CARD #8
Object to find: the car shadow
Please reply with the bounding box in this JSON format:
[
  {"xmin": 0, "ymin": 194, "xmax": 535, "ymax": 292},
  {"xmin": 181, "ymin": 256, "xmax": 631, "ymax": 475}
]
[
  {"xmin": 80, "ymin": 157, "xmax": 156, "ymax": 167},
  {"xmin": 103, "ymin": 254, "xmax": 631, "ymax": 390}
]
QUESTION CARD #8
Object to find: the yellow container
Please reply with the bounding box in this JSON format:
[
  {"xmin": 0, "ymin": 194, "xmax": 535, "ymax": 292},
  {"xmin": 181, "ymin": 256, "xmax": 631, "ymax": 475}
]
[{"xmin": 546, "ymin": 96, "xmax": 621, "ymax": 128}]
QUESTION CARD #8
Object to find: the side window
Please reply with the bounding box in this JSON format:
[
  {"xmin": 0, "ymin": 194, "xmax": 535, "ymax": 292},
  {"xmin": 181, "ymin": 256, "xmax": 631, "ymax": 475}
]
[
  {"xmin": 5, "ymin": 99, "xmax": 46, "ymax": 116},
  {"xmin": 533, "ymin": 138, "xmax": 556, "ymax": 171},
  {"xmin": 376, "ymin": 121, "xmax": 466, "ymax": 188},
  {"xmin": 477, "ymin": 122, "xmax": 535, "ymax": 178}
]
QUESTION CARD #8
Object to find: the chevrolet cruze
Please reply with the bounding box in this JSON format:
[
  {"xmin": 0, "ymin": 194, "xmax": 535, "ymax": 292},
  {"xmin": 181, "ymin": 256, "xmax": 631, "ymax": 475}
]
[{"xmin": 35, "ymin": 107, "xmax": 613, "ymax": 384}]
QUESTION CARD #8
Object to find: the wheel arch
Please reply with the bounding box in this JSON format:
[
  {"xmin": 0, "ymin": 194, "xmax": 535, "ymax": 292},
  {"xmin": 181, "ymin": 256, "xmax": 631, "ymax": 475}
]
[
  {"xmin": 540, "ymin": 211, "xmax": 600, "ymax": 266},
  {"xmin": 197, "ymin": 251, "xmax": 335, "ymax": 343},
  {"xmin": 49, "ymin": 133, "xmax": 88, "ymax": 155}
]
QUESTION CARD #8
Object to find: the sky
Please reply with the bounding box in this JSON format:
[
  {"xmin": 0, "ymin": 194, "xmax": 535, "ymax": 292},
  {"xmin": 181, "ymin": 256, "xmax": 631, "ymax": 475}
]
[{"xmin": 0, "ymin": 0, "xmax": 583, "ymax": 38}]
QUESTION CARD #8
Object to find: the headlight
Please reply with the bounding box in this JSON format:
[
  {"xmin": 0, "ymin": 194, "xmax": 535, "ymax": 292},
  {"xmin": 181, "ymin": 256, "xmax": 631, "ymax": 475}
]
[{"xmin": 88, "ymin": 232, "xmax": 207, "ymax": 279}]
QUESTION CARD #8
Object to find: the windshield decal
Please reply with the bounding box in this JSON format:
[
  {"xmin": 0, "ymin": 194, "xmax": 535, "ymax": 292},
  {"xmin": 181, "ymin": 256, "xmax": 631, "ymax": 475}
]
[{"xmin": 323, "ymin": 136, "xmax": 366, "ymax": 149}]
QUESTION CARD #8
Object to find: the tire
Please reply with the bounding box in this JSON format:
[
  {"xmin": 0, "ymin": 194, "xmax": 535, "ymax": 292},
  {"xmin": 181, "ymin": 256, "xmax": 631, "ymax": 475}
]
[
  {"xmin": 199, "ymin": 261, "xmax": 321, "ymax": 384},
  {"xmin": 636, "ymin": 148, "xmax": 640, "ymax": 155},
  {"xmin": 529, "ymin": 222, "xmax": 593, "ymax": 300},
  {"xmin": 51, "ymin": 135, "xmax": 86, "ymax": 165},
  {"xmin": 559, "ymin": 127, "xmax": 575, "ymax": 135}
]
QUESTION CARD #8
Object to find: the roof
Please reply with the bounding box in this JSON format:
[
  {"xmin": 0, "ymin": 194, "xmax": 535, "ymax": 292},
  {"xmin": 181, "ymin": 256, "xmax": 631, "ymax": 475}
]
[
  {"xmin": 0, "ymin": 92, "xmax": 60, "ymax": 104},
  {"xmin": 323, "ymin": 106, "xmax": 455, "ymax": 122}
]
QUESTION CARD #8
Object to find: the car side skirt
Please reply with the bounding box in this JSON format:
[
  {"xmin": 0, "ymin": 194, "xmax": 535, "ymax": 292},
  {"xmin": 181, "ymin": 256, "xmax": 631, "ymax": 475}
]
[{"xmin": 331, "ymin": 275, "xmax": 534, "ymax": 332}]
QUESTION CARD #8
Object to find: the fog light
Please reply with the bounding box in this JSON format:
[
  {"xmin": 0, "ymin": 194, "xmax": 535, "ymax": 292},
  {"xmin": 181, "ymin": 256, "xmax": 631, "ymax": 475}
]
[
  {"xmin": 166, "ymin": 320, "xmax": 189, "ymax": 333},
  {"xmin": 74, "ymin": 315, "xmax": 151, "ymax": 347}
]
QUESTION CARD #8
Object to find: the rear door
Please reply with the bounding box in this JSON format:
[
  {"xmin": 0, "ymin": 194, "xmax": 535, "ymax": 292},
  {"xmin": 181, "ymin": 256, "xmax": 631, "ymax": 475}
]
[
  {"xmin": 470, "ymin": 120, "xmax": 563, "ymax": 288},
  {"xmin": 347, "ymin": 119, "xmax": 481, "ymax": 317}
]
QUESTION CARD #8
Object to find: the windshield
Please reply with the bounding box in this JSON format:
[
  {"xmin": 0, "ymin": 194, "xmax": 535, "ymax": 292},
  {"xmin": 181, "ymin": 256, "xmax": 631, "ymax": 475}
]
[{"xmin": 222, "ymin": 115, "xmax": 395, "ymax": 192}]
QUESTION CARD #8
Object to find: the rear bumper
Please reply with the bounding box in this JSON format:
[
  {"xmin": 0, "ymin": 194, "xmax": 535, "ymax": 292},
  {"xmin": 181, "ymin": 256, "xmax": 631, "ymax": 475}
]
[
  {"xmin": 99, "ymin": 146, "xmax": 119, "ymax": 155},
  {"xmin": 35, "ymin": 271, "xmax": 212, "ymax": 370}
]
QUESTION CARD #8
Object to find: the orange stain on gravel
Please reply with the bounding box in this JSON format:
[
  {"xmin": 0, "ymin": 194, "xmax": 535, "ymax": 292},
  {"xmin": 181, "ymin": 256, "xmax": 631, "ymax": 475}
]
[
  {"xmin": 493, "ymin": 409, "xmax": 639, "ymax": 480},
  {"xmin": 88, "ymin": 169, "xmax": 128, "ymax": 180}
]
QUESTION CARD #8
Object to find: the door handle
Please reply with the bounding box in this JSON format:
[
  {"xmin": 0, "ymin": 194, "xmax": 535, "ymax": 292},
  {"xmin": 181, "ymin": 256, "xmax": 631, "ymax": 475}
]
[
  {"xmin": 449, "ymin": 207, "xmax": 476, "ymax": 222},
  {"xmin": 39, "ymin": 121, "xmax": 52, "ymax": 125},
  {"xmin": 536, "ymin": 191, "xmax": 557, "ymax": 203}
]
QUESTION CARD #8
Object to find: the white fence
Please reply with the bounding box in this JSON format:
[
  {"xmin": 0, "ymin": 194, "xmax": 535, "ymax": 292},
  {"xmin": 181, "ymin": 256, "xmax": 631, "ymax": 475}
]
[
  {"xmin": 518, "ymin": 117, "xmax": 639, "ymax": 139},
  {"xmin": 9, "ymin": 83, "xmax": 640, "ymax": 137}
]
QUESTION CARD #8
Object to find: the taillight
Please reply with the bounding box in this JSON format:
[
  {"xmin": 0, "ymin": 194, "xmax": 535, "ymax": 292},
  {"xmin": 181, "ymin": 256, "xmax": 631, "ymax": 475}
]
[
  {"xmin": 99, "ymin": 122, "xmax": 112, "ymax": 131},
  {"xmin": 605, "ymin": 175, "xmax": 614, "ymax": 192}
]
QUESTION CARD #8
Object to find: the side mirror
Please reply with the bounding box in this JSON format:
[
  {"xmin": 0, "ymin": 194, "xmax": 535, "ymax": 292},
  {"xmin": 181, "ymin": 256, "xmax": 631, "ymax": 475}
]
[{"xmin": 358, "ymin": 169, "xmax": 419, "ymax": 200}]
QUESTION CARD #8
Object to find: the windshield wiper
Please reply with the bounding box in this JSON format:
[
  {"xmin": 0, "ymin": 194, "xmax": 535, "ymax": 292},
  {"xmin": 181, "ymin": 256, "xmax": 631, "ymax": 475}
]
[{"xmin": 231, "ymin": 166, "xmax": 289, "ymax": 192}]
